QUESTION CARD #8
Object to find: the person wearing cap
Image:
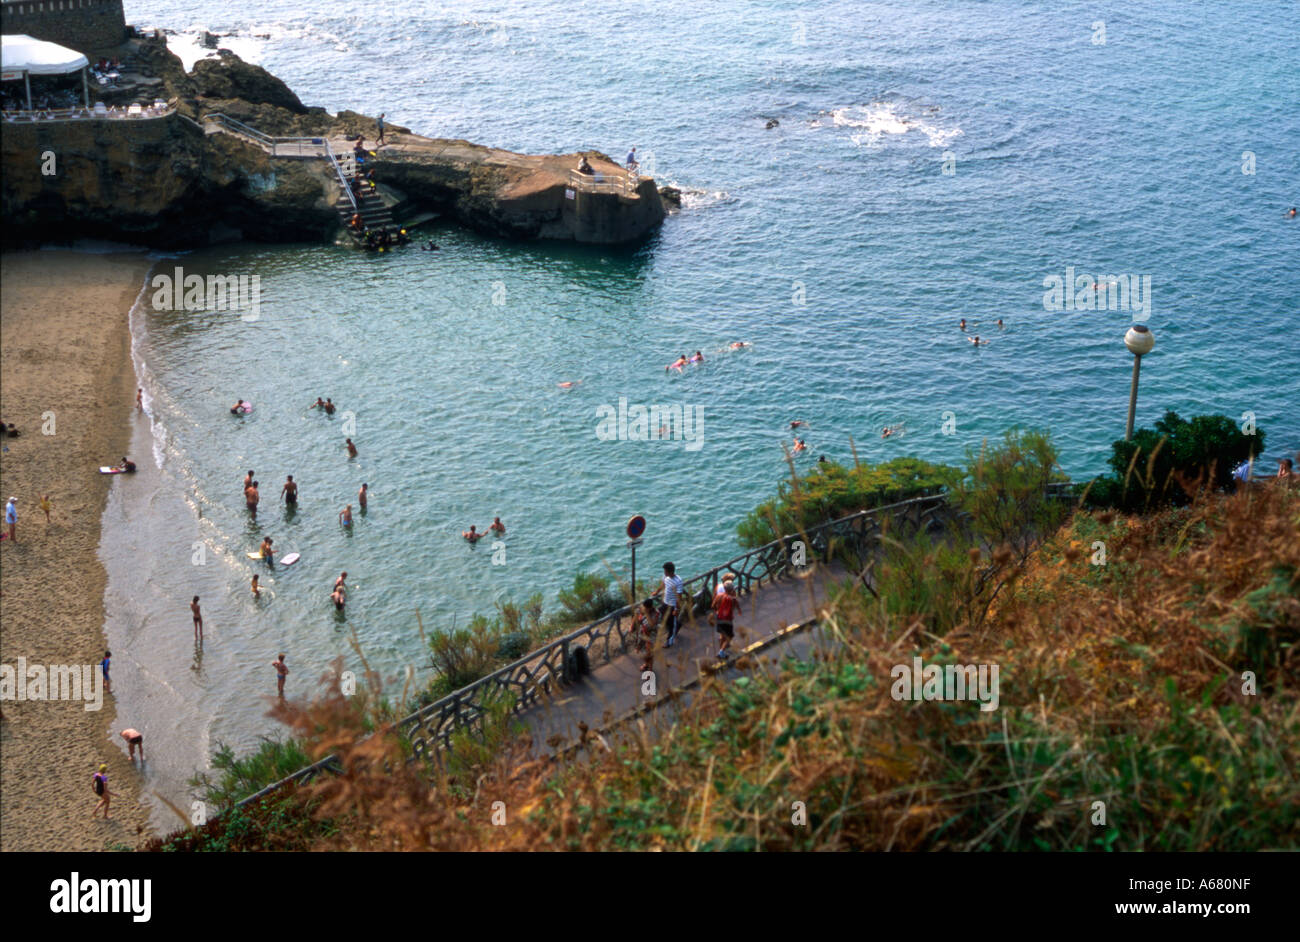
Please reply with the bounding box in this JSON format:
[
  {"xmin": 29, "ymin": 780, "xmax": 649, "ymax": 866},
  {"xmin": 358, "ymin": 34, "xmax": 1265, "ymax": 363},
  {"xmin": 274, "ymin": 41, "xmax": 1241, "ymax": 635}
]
[
  {"xmin": 120, "ymin": 728, "xmax": 144, "ymax": 762},
  {"xmin": 715, "ymin": 573, "xmax": 736, "ymax": 598},
  {"xmin": 91, "ymin": 764, "xmax": 115, "ymax": 819},
  {"xmin": 4, "ymin": 496, "xmax": 16, "ymax": 543}
]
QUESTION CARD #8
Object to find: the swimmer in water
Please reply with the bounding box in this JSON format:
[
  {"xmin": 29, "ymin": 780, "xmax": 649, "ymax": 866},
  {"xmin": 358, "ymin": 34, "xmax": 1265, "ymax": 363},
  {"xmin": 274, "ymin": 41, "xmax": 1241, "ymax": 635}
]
[
  {"xmin": 311, "ymin": 397, "xmax": 325, "ymax": 409},
  {"xmin": 330, "ymin": 587, "xmax": 346, "ymax": 611},
  {"xmin": 996, "ymin": 318, "xmax": 1004, "ymax": 329},
  {"xmin": 324, "ymin": 398, "xmax": 336, "ymax": 415},
  {"xmin": 1288, "ymin": 208, "xmax": 1297, "ymax": 218},
  {"xmin": 968, "ymin": 335, "xmax": 987, "ymax": 346},
  {"xmin": 790, "ymin": 420, "xmax": 806, "ymax": 430},
  {"xmin": 422, "ymin": 240, "xmax": 440, "ymax": 250},
  {"xmin": 333, "ymin": 571, "xmax": 348, "ymax": 593},
  {"xmin": 729, "ymin": 341, "xmax": 750, "ymax": 350},
  {"xmin": 667, "ymin": 355, "xmax": 688, "ymax": 372},
  {"xmin": 882, "ymin": 427, "xmax": 893, "ymax": 438},
  {"xmin": 346, "ymin": 438, "xmax": 358, "ymax": 458},
  {"xmin": 358, "ymin": 483, "xmax": 367, "ymax": 510},
  {"xmin": 339, "ymin": 504, "xmax": 353, "ymax": 527},
  {"xmin": 260, "ymin": 536, "xmax": 274, "ymax": 566},
  {"xmin": 959, "ymin": 318, "xmax": 967, "ymax": 331},
  {"xmin": 463, "ymin": 525, "xmax": 485, "ymax": 542},
  {"xmin": 557, "ymin": 380, "xmax": 581, "ymax": 389},
  {"xmin": 792, "ymin": 437, "xmax": 807, "ymax": 453},
  {"xmin": 230, "ymin": 399, "xmax": 246, "ymax": 415},
  {"xmin": 251, "ymin": 574, "xmax": 260, "ymax": 597},
  {"xmin": 489, "ymin": 517, "xmax": 505, "ymax": 534},
  {"xmin": 689, "ymin": 350, "xmax": 704, "ymax": 364}
]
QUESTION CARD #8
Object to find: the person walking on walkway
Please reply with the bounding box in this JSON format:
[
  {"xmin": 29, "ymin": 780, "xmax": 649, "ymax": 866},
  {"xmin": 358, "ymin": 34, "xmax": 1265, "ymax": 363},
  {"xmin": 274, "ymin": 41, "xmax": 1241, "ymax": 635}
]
[
  {"xmin": 712, "ymin": 579, "xmax": 741, "ymax": 659},
  {"xmin": 376, "ymin": 113, "xmax": 386, "ymax": 145},
  {"xmin": 659, "ymin": 561, "xmax": 685, "ymax": 647}
]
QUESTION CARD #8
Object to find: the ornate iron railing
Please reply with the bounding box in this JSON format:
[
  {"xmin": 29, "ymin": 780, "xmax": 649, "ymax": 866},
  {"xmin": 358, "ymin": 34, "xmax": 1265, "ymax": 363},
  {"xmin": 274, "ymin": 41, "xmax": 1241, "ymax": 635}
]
[{"xmin": 397, "ymin": 492, "xmax": 957, "ymax": 760}]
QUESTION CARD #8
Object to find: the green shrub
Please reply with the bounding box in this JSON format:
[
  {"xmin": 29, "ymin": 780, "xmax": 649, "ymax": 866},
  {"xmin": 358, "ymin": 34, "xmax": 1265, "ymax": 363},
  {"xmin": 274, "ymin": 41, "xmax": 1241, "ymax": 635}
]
[
  {"xmin": 737, "ymin": 456, "xmax": 962, "ymax": 548},
  {"xmin": 555, "ymin": 571, "xmax": 623, "ymax": 624},
  {"xmin": 1086, "ymin": 411, "xmax": 1265, "ymax": 512}
]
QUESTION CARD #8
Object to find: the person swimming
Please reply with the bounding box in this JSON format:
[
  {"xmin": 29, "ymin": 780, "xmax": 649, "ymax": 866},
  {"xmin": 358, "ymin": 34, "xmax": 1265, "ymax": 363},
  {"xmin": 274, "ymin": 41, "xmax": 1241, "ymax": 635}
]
[
  {"xmin": 729, "ymin": 341, "xmax": 750, "ymax": 350},
  {"xmin": 969, "ymin": 335, "xmax": 987, "ymax": 346},
  {"xmin": 331, "ymin": 586, "xmax": 346, "ymax": 611},
  {"xmin": 959, "ymin": 318, "xmax": 967, "ymax": 331},
  {"xmin": 790, "ymin": 420, "xmax": 806, "ymax": 430},
  {"xmin": 463, "ymin": 525, "xmax": 484, "ymax": 542},
  {"xmin": 689, "ymin": 350, "xmax": 704, "ymax": 364},
  {"xmin": 489, "ymin": 517, "xmax": 506, "ymax": 534},
  {"xmin": 557, "ymin": 380, "xmax": 581, "ymax": 389},
  {"xmin": 792, "ymin": 437, "xmax": 807, "ymax": 453},
  {"xmin": 666, "ymin": 355, "xmax": 688, "ymax": 371},
  {"xmin": 422, "ymin": 241, "xmax": 440, "ymax": 250},
  {"xmin": 230, "ymin": 399, "xmax": 246, "ymax": 414},
  {"xmin": 881, "ymin": 422, "xmax": 905, "ymax": 438}
]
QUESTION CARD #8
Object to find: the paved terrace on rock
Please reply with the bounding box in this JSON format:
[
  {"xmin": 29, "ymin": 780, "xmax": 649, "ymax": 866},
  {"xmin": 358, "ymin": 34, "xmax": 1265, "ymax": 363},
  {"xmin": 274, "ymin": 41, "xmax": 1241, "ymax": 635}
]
[{"xmin": 366, "ymin": 133, "xmax": 665, "ymax": 244}]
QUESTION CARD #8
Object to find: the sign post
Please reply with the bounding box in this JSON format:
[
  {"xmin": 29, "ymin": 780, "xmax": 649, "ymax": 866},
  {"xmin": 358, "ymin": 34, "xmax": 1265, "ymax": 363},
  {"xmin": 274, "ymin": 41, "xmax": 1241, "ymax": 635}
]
[{"xmin": 626, "ymin": 515, "xmax": 646, "ymax": 604}]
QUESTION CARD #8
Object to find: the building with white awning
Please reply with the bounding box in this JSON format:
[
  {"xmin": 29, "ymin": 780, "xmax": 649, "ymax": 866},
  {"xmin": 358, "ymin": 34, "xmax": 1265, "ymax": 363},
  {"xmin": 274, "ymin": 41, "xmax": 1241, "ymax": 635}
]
[{"xmin": 2, "ymin": 33, "xmax": 89, "ymax": 109}]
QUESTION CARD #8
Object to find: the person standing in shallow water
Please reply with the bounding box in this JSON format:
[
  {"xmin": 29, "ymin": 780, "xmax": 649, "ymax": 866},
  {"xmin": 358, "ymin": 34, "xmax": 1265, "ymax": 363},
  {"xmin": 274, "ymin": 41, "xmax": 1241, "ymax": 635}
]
[
  {"xmin": 191, "ymin": 596, "xmax": 203, "ymax": 642},
  {"xmin": 272, "ymin": 653, "xmax": 289, "ymax": 697},
  {"xmin": 357, "ymin": 483, "xmax": 368, "ymax": 511},
  {"xmin": 346, "ymin": 438, "xmax": 357, "ymax": 458}
]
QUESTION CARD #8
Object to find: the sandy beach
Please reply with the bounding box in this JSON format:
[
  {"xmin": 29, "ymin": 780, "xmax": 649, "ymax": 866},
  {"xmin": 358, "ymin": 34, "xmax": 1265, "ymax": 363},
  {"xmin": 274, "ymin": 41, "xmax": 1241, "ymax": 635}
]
[{"xmin": 0, "ymin": 250, "xmax": 155, "ymax": 851}]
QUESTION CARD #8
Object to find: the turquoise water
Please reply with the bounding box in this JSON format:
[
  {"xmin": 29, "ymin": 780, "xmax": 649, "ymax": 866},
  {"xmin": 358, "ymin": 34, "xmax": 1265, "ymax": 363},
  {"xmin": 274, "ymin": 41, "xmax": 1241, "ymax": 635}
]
[{"xmin": 109, "ymin": 0, "xmax": 1300, "ymax": 827}]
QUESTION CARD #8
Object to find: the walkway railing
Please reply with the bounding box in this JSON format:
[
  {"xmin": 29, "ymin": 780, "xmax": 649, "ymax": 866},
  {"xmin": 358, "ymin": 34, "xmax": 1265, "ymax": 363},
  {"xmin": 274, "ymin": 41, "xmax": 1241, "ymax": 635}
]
[
  {"xmin": 2, "ymin": 97, "xmax": 179, "ymax": 123},
  {"xmin": 398, "ymin": 492, "xmax": 956, "ymax": 760},
  {"xmin": 202, "ymin": 112, "xmax": 332, "ymax": 158},
  {"xmin": 568, "ymin": 168, "xmax": 640, "ymax": 197}
]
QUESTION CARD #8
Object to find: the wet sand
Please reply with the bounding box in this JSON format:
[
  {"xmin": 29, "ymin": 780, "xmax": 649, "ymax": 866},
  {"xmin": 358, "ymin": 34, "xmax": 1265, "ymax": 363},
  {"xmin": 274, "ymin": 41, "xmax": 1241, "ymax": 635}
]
[{"xmin": 1, "ymin": 250, "xmax": 155, "ymax": 851}]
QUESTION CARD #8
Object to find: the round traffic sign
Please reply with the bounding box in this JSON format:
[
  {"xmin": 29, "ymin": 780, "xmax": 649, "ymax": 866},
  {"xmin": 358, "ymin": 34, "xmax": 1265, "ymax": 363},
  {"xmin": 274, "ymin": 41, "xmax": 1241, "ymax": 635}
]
[{"xmin": 626, "ymin": 514, "xmax": 646, "ymax": 539}]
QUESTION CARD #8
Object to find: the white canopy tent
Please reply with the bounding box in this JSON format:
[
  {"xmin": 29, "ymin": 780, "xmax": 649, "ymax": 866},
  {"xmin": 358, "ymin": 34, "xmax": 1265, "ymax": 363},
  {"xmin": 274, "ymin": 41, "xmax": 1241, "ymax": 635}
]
[{"xmin": 1, "ymin": 34, "xmax": 91, "ymax": 109}]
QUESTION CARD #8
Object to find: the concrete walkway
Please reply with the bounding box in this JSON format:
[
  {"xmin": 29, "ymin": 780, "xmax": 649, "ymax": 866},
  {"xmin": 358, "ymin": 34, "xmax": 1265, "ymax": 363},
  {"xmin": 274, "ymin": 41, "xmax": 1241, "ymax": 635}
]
[{"xmin": 521, "ymin": 563, "xmax": 849, "ymax": 750}]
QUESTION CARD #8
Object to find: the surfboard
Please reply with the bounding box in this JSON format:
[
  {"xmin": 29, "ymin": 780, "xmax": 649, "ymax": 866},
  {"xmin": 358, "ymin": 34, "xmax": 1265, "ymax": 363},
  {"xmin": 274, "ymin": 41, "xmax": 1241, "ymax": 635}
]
[
  {"xmin": 279, "ymin": 552, "xmax": 300, "ymax": 566},
  {"xmin": 99, "ymin": 467, "xmax": 126, "ymax": 474},
  {"xmin": 246, "ymin": 551, "xmax": 265, "ymax": 559}
]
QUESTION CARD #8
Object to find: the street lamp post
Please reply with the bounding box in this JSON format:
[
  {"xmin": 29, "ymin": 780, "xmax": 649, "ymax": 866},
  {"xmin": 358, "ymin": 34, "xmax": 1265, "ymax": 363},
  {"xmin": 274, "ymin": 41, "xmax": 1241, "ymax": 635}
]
[{"xmin": 1123, "ymin": 325, "xmax": 1155, "ymax": 441}]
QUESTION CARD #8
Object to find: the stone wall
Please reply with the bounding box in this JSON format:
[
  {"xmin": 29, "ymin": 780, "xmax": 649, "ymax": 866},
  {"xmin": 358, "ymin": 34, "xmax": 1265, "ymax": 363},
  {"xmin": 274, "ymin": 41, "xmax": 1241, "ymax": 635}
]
[{"xmin": 1, "ymin": 0, "xmax": 127, "ymax": 56}]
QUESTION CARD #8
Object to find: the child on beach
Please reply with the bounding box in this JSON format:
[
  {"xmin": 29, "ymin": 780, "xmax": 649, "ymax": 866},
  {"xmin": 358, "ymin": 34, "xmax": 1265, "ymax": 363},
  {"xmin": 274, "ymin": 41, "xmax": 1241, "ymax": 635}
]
[
  {"xmin": 39, "ymin": 494, "xmax": 51, "ymax": 523},
  {"xmin": 91, "ymin": 764, "xmax": 115, "ymax": 819},
  {"xmin": 101, "ymin": 650, "xmax": 111, "ymax": 694},
  {"xmin": 272, "ymin": 654, "xmax": 289, "ymax": 697}
]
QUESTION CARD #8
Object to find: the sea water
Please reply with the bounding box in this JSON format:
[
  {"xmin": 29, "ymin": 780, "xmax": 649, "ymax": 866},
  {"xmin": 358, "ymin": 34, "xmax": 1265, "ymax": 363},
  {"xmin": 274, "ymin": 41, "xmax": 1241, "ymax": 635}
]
[{"xmin": 105, "ymin": 0, "xmax": 1300, "ymax": 828}]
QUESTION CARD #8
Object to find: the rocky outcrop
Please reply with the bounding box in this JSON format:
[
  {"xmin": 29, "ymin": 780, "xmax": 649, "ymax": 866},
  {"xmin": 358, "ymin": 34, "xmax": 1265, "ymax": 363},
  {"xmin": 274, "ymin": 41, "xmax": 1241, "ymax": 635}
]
[
  {"xmin": 190, "ymin": 51, "xmax": 308, "ymax": 115},
  {"xmin": 1, "ymin": 41, "xmax": 666, "ymax": 249}
]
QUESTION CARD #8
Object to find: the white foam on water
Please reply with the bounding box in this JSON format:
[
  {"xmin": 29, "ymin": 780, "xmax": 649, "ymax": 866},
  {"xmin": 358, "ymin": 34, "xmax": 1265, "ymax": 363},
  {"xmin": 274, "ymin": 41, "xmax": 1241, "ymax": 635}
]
[{"xmin": 827, "ymin": 102, "xmax": 963, "ymax": 148}]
